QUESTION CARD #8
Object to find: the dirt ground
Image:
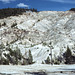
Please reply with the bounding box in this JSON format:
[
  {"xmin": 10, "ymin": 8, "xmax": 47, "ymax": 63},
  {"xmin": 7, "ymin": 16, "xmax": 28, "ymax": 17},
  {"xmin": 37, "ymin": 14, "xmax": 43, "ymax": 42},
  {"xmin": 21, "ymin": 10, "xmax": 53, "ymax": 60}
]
[{"xmin": 0, "ymin": 64, "xmax": 75, "ymax": 75}]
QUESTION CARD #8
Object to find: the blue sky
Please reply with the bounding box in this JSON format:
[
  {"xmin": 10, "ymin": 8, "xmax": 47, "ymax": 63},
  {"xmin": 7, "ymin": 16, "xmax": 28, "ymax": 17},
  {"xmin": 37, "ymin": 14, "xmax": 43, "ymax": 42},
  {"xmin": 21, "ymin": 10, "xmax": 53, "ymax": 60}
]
[{"xmin": 0, "ymin": 0, "xmax": 75, "ymax": 11}]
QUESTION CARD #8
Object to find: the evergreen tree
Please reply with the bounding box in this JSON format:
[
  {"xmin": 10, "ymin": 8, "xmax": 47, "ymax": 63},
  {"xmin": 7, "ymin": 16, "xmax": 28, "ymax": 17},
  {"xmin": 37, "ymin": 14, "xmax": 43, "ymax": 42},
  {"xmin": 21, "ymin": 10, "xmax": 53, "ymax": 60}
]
[
  {"xmin": 15, "ymin": 47, "xmax": 22, "ymax": 60},
  {"xmin": 28, "ymin": 50, "xmax": 33, "ymax": 64},
  {"xmin": 65, "ymin": 46, "xmax": 72, "ymax": 64},
  {"xmin": 0, "ymin": 42, "xmax": 5, "ymax": 64},
  {"xmin": 45, "ymin": 56, "xmax": 50, "ymax": 64}
]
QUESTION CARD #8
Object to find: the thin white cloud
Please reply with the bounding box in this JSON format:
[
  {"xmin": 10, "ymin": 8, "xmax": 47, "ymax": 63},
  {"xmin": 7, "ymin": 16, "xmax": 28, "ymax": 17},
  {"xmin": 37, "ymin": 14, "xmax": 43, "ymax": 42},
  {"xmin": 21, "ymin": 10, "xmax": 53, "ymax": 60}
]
[
  {"xmin": 0, "ymin": 0, "xmax": 15, "ymax": 3},
  {"xmin": 17, "ymin": 3, "xmax": 29, "ymax": 8},
  {"xmin": 47, "ymin": 0, "xmax": 75, "ymax": 4}
]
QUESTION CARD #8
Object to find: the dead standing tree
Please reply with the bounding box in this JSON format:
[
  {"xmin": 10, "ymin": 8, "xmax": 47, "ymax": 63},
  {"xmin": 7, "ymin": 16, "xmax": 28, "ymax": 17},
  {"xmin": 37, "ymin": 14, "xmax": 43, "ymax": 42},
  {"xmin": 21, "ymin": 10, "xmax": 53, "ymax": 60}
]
[{"xmin": 48, "ymin": 42, "xmax": 54, "ymax": 65}]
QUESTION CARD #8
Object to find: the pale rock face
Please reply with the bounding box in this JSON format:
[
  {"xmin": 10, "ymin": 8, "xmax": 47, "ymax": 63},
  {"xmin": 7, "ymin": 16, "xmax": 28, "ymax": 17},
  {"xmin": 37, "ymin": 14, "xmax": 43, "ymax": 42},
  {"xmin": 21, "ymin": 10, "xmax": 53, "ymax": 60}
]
[{"xmin": 0, "ymin": 11, "xmax": 75, "ymax": 63}]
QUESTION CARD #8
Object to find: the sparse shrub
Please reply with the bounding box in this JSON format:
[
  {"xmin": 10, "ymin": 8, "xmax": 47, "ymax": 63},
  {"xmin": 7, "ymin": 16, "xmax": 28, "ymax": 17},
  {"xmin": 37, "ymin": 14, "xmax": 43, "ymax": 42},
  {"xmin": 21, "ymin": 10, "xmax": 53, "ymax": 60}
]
[
  {"xmin": 38, "ymin": 19, "xmax": 40, "ymax": 21},
  {"xmin": 57, "ymin": 56, "xmax": 63, "ymax": 63},
  {"xmin": 54, "ymin": 59, "xmax": 60, "ymax": 65},
  {"xmin": 45, "ymin": 56, "xmax": 50, "ymax": 64},
  {"xmin": 43, "ymin": 42, "xmax": 47, "ymax": 46},
  {"xmin": 47, "ymin": 50, "xmax": 49, "ymax": 52},
  {"xmin": 11, "ymin": 23, "xmax": 17, "ymax": 28},
  {"xmin": 29, "ymin": 38, "xmax": 31, "ymax": 41},
  {"xmin": 22, "ymin": 58, "xmax": 30, "ymax": 65},
  {"xmin": 31, "ymin": 44, "xmax": 35, "ymax": 47},
  {"xmin": 42, "ymin": 61, "xmax": 44, "ymax": 64},
  {"xmin": 22, "ymin": 59, "xmax": 26, "ymax": 65},
  {"xmin": 2, "ymin": 22, "xmax": 6, "ymax": 26},
  {"xmin": 37, "ymin": 47, "xmax": 39, "ymax": 49}
]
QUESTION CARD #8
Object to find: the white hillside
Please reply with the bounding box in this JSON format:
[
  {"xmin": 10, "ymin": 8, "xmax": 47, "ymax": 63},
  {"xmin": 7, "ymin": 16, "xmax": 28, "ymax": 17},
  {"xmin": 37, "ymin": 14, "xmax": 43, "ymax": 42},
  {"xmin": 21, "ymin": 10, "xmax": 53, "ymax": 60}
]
[{"xmin": 0, "ymin": 11, "xmax": 75, "ymax": 64}]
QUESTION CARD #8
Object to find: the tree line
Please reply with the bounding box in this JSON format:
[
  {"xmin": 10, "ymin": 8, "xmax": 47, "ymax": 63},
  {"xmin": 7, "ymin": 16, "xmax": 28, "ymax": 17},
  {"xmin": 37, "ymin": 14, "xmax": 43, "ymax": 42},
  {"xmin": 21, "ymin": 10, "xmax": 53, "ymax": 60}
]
[
  {"xmin": 0, "ymin": 8, "xmax": 38, "ymax": 19},
  {"xmin": 69, "ymin": 8, "xmax": 75, "ymax": 12},
  {"xmin": 0, "ymin": 43, "xmax": 34, "ymax": 65}
]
